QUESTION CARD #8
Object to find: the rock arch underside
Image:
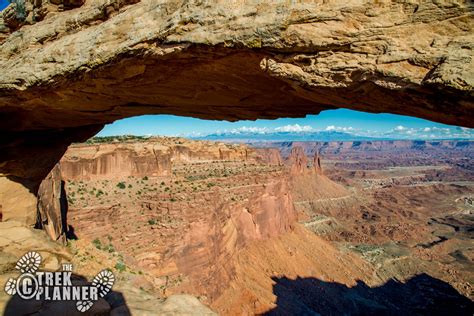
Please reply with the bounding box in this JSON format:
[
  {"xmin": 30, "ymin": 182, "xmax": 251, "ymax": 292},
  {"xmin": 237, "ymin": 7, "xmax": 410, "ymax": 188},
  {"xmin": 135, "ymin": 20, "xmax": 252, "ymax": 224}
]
[{"xmin": 0, "ymin": 1, "xmax": 473, "ymax": 224}]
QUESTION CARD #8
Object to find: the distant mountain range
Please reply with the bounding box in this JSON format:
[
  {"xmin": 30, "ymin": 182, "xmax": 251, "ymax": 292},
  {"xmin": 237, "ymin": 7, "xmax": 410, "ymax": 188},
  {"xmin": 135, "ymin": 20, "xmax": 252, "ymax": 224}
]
[
  {"xmin": 193, "ymin": 131, "xmax": 377, "ymax": 142},
  {"xmin": 191, "ymin": 130, "xmax": 472, "ymax": 142}
]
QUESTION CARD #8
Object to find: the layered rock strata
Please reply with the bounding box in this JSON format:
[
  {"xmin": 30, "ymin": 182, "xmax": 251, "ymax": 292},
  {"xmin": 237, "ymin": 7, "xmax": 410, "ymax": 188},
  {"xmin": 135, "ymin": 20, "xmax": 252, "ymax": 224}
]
[{"xmin": 1, "ymin": 1, "xmax": 473, "ymax": 223}]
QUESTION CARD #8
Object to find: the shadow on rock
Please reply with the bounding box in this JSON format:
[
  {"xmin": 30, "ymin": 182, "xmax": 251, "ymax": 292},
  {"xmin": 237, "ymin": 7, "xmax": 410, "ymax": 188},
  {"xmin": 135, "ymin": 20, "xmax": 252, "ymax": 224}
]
[
  {"xmin": 4, "ymin": 273, "xmax": 131, "ymax": 316},
  {"xmin": 265, "ymin": 273, "xmax": 473, "ymax": 316}
]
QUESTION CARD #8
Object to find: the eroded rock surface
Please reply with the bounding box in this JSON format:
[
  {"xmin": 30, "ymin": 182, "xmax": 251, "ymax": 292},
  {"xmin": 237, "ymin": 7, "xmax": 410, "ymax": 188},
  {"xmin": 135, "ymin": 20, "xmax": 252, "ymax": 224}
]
[
  {"xmin": 37, "ymin": 164, "xmax": 66, "ymax": 242},
  {"xmin": 0, "ymin": 222, "xmax": 216, "ymax": 315},
  {"xmin": 61, "ymin": 142, "xmax": 173, "ymax": 181},
  {"xmin": 61, "ymin": 138, "xmax": 297, "ymax": 303},
  {"xmin": 0, "ymin": 1, "xmax": 473, "ymax": 222},
  {"xmin": 3, "ymin": 137, "xmax": 472, "ymax": 315},
  {"xmin": 48, "ymin": 137, "xmax": 384, "ymax": 314},
  {"xmin": 1, "ymin": 1, "xmax": 472, "ymax": 129}
]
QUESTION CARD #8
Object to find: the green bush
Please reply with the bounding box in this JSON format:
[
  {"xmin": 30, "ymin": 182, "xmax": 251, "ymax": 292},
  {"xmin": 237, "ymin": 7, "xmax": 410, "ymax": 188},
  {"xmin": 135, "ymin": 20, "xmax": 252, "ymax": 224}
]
[
  {"xmin": 92, "ymin": 238, "xmax": 101, "ymax": 250},
  {"xmin": 115, "ymin": 261, "xmax": 126, "ymax": 272},
  {"xmin": 105, "ymin": 244, "xmax": 115, "ymax": 253},
  {"xmin": 116, "ymin": 182, "xmax": 126, "ymax": 189},
  {"xmin": 148, "ymin": 219, "xmax": 156, "ymax": 225},
  {"xmin": 8, "ymin": 0, "xmax": 26, "ymax": 21}
]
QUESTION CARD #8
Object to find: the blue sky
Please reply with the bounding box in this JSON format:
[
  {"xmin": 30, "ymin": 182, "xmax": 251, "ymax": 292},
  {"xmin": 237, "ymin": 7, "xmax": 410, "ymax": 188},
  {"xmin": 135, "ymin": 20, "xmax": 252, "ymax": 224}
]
[
  {"xmin": 0, "ymin": 0, "xmax": 8, "ymax": 11},
  {"xmin": 97, "ymin": 109, "xmax": 473, "ymax": 140}
]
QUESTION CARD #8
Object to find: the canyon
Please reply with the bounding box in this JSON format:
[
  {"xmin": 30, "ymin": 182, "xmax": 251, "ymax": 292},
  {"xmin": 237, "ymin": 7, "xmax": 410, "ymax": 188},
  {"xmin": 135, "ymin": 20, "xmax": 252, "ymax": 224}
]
[
  {"xmin": 0, "ymin": 1, "xmax": 473, "ymax": 314},
  {"xmin": 2, "ymin": 137, "xmax": 472, "ymax": 314},
  {"xmin": 0, "ymin": 1, "xmax": 473, "ymax": 225}
]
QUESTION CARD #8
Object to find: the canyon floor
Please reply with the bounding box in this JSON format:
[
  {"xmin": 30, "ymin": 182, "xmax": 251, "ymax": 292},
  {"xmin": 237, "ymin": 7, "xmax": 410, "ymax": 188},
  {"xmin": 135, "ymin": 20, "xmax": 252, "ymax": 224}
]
[{"xmin": 1, "ymin": 138, "xmax": 473, "ymax": 315}]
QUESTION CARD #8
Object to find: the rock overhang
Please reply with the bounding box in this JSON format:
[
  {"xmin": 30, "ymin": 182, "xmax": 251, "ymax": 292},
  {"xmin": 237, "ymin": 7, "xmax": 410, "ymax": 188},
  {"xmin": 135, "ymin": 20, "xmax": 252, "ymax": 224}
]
[
  {"xmin": 0, "ymin": 1, "xmax": 473, "ymax": 219},
  {"xmin": 0, "ymin": 0, "xmax": 472, "ymax": 132}
]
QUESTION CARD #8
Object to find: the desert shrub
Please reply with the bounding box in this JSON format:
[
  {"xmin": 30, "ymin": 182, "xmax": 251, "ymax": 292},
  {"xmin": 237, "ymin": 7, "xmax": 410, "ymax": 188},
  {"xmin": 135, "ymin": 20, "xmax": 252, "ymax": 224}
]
[
  {"xmin": 8, "ymin": 0, "xmax": 26, "ymax": 21},
  {"xmin": 116, "ymin": 182, "xmax": 126, "ymax": 189},
  {"xmin": 104, "ymin": 244, "xmax": 115, "ymax": 253},
  {"xmin": 148, "ymin": 219, "xmax": 156, "ymax": 225},
  {"xmin": 92, "ymin": 238, "xmax": 101, "ymax": 250},
  {"xmin": 143, "ymin": 176, "xmax": 148, "ymax": 181},
  {"xmin": 115, "ymin": 261, "xmax": 126, "ymax": 272}
]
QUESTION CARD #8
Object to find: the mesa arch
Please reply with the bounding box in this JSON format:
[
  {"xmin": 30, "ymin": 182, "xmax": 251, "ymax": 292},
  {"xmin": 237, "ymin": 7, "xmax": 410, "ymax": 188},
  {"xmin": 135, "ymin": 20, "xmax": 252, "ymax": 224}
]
[{"xmin": 0, "ymin": 1, "xmax": 473, "ymax": 225}]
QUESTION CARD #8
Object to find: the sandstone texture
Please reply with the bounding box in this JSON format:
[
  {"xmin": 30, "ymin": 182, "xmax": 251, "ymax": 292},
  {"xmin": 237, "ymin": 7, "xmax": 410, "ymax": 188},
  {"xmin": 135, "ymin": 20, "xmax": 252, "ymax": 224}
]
[
  {"xmin": 253, "ymin": 148, "xmax": 283, "ymax": 166},
  {"xmin": 288, "ymin": 146, "xmax": 309, "ymax": 175},
  {"xmin": 61, "ymin": 138, "xmax": 297, "ymax": 302},
  {"xmin": 0, "ymin": 1, "xmax": 473, "ymax": 223},
  {"xmin": 60, "ymin": 137, "xmax": 283, "ymax": 180},
  {"xmin": 2, "ymin": 137, "xmax": 472, "ymax": 314},
  {"xmin": 0, "ymin": 222, "xmax": 216, "ymax": 315},
  {"xmin": 61, "ymin": 141, "xmax": 172, "ymax": 180},
  {"xmin": 0, "ymin": 1, "xmax": 472, "ymax": 130},
  {"xmin": 49, "ymin": 137, "xmax": 378, "ymax": 314},
  {"xmin": 37, "ymin": 164, "xmax": 66, "ymax": 242}
]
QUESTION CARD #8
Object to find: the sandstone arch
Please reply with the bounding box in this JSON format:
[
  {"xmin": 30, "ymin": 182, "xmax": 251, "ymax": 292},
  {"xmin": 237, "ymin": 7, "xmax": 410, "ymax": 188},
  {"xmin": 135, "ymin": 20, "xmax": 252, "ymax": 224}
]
[{"xmin": 0, "ymin": 1, "xmax": 473, "ymax": 224}]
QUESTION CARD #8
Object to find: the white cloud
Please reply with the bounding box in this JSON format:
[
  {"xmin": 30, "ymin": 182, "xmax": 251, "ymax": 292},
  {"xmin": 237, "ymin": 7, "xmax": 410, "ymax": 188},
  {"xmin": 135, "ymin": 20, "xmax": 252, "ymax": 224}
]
[
  {"xmin": 431, "ymin": 127, "xmax": 451, "ymax": 133},
  {"xmin": 325, "ymin": 126, "xmax": 354, "ymax": 132},
  {"xmin": 275, "ymin": 124, "xmax": 313, "ymax": 132},
  {"xmin": 228, "ymin": 126, "xmax": 269, "ymax": 134},
  {"xmin": 188, "ymin": 131, "xmax": 203, "ymax": 137},
  {"xmin": 192, "ymin": 122, "xmax": 474, "ymax": 140}
]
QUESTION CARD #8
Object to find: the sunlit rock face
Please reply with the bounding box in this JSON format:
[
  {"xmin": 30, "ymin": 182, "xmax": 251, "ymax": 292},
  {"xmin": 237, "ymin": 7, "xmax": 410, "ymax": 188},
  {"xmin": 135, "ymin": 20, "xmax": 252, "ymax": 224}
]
[
  {"xmin": 60, "ymin": 143, "xmax": 173, "ymax": 181},
  {"xmin": 0, "ymin": 1, "xmax": 472, "ymax": 224},
  {"xmin": 37, "ymin": 164, "xmax": 66, "ymax": 242},
  {"xmin": 288, "ymin": 146, "xmax": 309, "ymax": 175},
  {"xmin": 52, "ymin": 139, "xmax": 298, "ymax": 302},
  {"xmin": 253, "ymin": 148, "xmax": 283, "ymax": 166}
]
